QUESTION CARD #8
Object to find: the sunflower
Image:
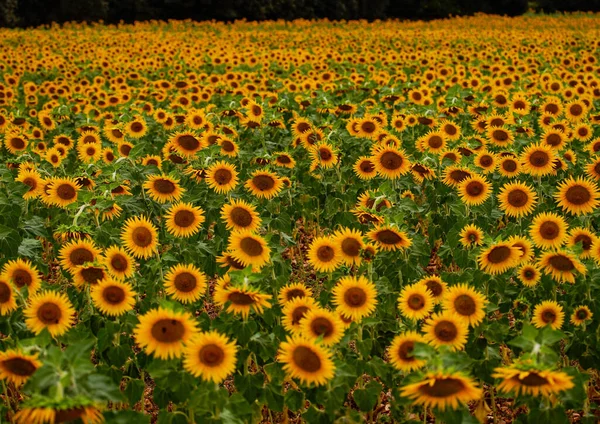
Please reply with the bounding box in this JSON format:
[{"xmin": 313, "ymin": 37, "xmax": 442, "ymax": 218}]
[
  {"xmin": 565, "ymin": 100, "xmax": 587, "ymax": 122},
  {"xmin": 458, "ymin": 175, "xmax": 491, "ymax": 206},
  {"xmin": 539, "ymin": 249, "xmax": 586, "ymax": 283},
  {"xmin": 141, "ymin": 155, "xmax": 163, "ymax": 169},
  {"xmin": 273, "ymin": 151, "xmax": 296, "ymax": 169},
  {"xmin": 442, "ymin": 284, "xmax": 487, "ymax": 327},
  {"xmin": 398, "ymin": 283, "xmax": 434, "ymax": 321},
  {"xmin": 508, "ymin": 235, "xmax": 535, "ymax": 264},
  {"xmin": 493, "ymin": 362, "xmax": 574, "ymax": 398},
  {"xmin": 205, "ymin": 161, "xmax": 238, "ymax": 194},
  {"xmin": 121, "ymin": 215, "xmax": 159, "ymax": 259},
  {"xmin": 102, "ymin": 245, "xmax": 134, "ymax": 280},
  {"xmin": 245, "ymin": 170, "xmax": 283, "ymax": 200},
  {"xmin": 0, "ymin": 279, "xmax": 18, "ymax": 315},
  {"xmin": 2, "ymin": 258, "xmax": 41, "ymax": 294},
  {"xmin": 143, "ymin": 174, "xmax": 185, "ymax": 204},
  {"xmin": 310, "ymin": 142, "xmax": 338, "ymax": 168},
  {"xmin": 372, "ymin": 146, "xmax": 411, "ymax": 179},
  {"xmin": 422, "ymin": 312, "xmax": 469, "ymax": 351},
  {"xmin": 529, "ymin": 212, "xmax": 568, "ymax": 250},
  {"xmin": 4, "ymin": 132, "xmax": 28, "ymax": 154},
  {"xmin": 126, "ymin": 117, "xmax": 147, "ymax": 138},
  {"xmin": 520, "ymin": 143, "xmax": 555, "ymax": 177},
  {"xmin": 498, "ymin": 156, "xmax": 521, "ymax": 178},
  {"xmin": 227, "ymin": 230, "xmax": 270, "ymax": 269},
  {"xmin": 59, "ymin": 239, "xmax": 100, "ymax": 273},
  {"xmin": 400, "ymin": 371, "xmax": 481, "ymax": 410},
  {"xmin": 497, "ymin": 182, "xmax": 537, "ymax": 217},
  {"xmin": 388, "ymin": 331, "xmax": 427, "ymax": 372},
  {"xmin": 278, "ymin": 282, "xmax": 313, "ymax": 306},
  {"xmin": 555, "ymin": 177, "xmax": 600, "ymax": 216},
  {"xmin": 299, "ymin": 308, "xmax": 344, "ymax": 346},
  {"xmin": 221, "ymin": 199, "xmax": 261, "ymax": 232},
  {"xmin": 45, "ymin": 148, "xmax": 63, "ymax": 167},
  {"xmin": 333, "ymin": 227, "xmax": 364, "ymax": 266},
  {"xmin": 531, "ymin": 300, "xmax": 565, "ymax": 330},
  {"xmin": 567, "ymin": 227, "xmax": 598, "ymax": 259},
  {"xmin": 214, "ymin": 284, "xmax": 272, "ymax": 319},
  {"xmin": 459, "ymin": 224, "xmax": 484, "ymax": 247},
  {"xmin": 477, "ymin": 242, "xmax": 520, "ymax": 275},
  {"xmin": 164, "ymin": 263, "xmax": 207, "ymax": 304},
  {"xmin": 16, "ymin": 169, "xmax": 43, "ymax": 199},
  {"xmin": 586, "ymin": 157, "xmax": 600, "ymax": 181},
  {"xmin": 282, "ymin": 297, "xmax": 318, "ymax": 334},
  {"xmin": 541, "ymin": 128, "xmax": 566, "ymax": 150},
  {"xmin": 488, "ymin": 127, "xmax": 514, "ymax": 147},
  {"xmin": 72, "ymin": 264, "xmax": 108, "ymax": 289},
  {"xmin": 353, "ymin": 156, "xmax": 377, "ymax": 179},
  {"xmin": 367, "ymin": 225, "xmax": 411, "ymax": 251},
  {"xmin": 170, "ymin": 131, "xmax": 204, "ymax": 157},
  {"xmin": 47, "ymin": 177, "xmax": 80, "ymax": 208},
  {"xmin": 442, "ymin": 166, "xmax": 472, "ymax": 187},
  {"xmin": 24, "ymin": 290, "xmax": 75, "ymax": 336},
  {"xmin": 571, "ymin": 306, "xmax": 593, "ymax": 326},
  {"xmin": 77, "ymin": 142, "xmax": 102, "ymax": 163},
  {"xmin": 474, "ymin": 150, "xmax": 497, "ymax": 173},
  {"xmin": 14, "ymin": 401, "xmax": 104, "ymax": 424},
  {"xmin": 278, "ymin": 335, "xmax": 335, "ymax": 386},
  {"xmin": 307, "ymin": 236, "xmax": 342, "ymax": 272},
  {"xmin": 216, "ymin": 251, "xmax": 247, "ymax": 272},
  {"xmin": 0, "ymin": 349, "xmax": 41, "ymax": 386},
  {"xmin": 418, "ymin": 130, "xmax": 447, "ymax": 153},
  {"xmin": 165, "ymin": 202, "xmax": 205, "ymax": 238},
  {"xmin": 134, "ymin": 307, "xmax": 199, "ymax": 359},
  {"xmin": 332, "ymin": 276, "xmax": 377, "ymax": 322},
  {"xmin": 90, "ymin": 278, "xmax": 136, "ymax": 316},
  {"xmin": 183, "ymin": 331, "xmax": 238, "ymax": 383},
  {"xmin": 517, "ymin": 263, "xmax": 542, "ymax": 287},
  {"xmin": 415, "ymin": 275, "xmax": 447, "ymax": 303}
]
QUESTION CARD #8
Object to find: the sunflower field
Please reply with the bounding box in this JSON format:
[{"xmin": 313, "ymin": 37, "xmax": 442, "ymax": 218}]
[{"xmin": 0, "ymin": 12, "xmax": 599, "ymax": 424}]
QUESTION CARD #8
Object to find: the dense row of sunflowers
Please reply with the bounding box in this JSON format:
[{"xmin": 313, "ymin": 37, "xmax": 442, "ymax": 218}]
[{"xmin": 0, "ymin": 13, "xmax": 599, "ymax": 424}]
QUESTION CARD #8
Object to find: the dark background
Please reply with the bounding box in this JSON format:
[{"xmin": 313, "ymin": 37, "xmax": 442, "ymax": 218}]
[{"xmin": 0, "ymin": 0, "xmax": 598, "ymax": 28}]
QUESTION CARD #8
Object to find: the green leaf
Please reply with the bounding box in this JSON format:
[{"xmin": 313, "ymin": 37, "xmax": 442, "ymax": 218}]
[
  {"xmin": 353, "ymin": 380, "xmax": 382, "ymax": 412},
  {"xmin": 124, "ymin": 378, "xmax": 145, "ymax": 405},
  {"xmin": 103, "ymin": 410, "xmax": 150, "ymax": 424},
  {"xmin": 284, "ymin": 389, "xmax": 305, "ymax": 411},
  {"xmin": 17, "ymin": 237, "xmax": 42, "ymax": 258}
]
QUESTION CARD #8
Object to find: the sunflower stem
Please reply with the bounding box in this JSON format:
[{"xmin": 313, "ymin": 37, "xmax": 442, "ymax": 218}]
[
  {"xmin": 490, "ymin": 387, "xmax": 497, "ymax": 424},
  {"xmin": 1, "ymin": 380, "xmax": 12, "ymax": 413}
]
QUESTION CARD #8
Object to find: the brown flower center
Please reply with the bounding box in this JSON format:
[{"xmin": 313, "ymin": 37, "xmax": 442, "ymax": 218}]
[
  {"xmin": 230, "ymin": 207, "xmax": 253, "ymax": 227},
  {"xmin": 0, "ymin": 282, "xmax": 11, "ymax": 302},
  {"xmin": 507, "ymin": 189, "xmax": 528, "ymax": 207},
  {"xmin": 424, "ymin": 280, "xmax": 442, "ymax": 297},
  {"xmin": 397, "ymin": 340, "xmax": 415, "ymax": 361},
  {"xmin": 80, "ymin": 267, "xmax": 105, "ymax": 285},
  {"xmin": 12, "ymin": 269, "xmax": 33, "ymax": 288},
  {"xmin": 418, "ymin": 377, "xmax": 465, "ymax": 397},
  {"xmin": 487, "ymin": 246, "xmax": 511, "ymax": 264},
  {"xmin": 228, "ymin": 291, "xmax": 255, "ymax": 306},
  {"xmin": 310, "ymin": 317, "xmax": 334, "ymax": 337},
  {"xmin": 70, "ymin": 247, "xmax": 94, "ymax": 266},
  {"xmin": 292, "ymin": 345, "xmax": 321, "ymax": 372},
  {"xmin": 479, "ymin": 155, "xmax": 493, "ymax": 167},
  {"xmin": 548, "ymin": 254, "xmax": 574, "ymax": 271},
  {"xmin": 173, "ymin": 210, "xmax": 196, "ymax": 228},
  {"xmin": 573, "ymin": 234, "xmax": 592, "ymax": 250},
  {"xmin": 130, "ymin": 122, "xmax": 144, "ymax": 132},
  {"xmin": 341, "ymin": 238, "xmax": 361, "ymax": 257},
  {"xmin": 516, "ymin": 372, "xmax": 550, "ymax": 386},
  {"xmin": 199, "ymin": 344, "xmax": 225, "ymax": 367},
  {"xmin": 319, "ymin": 148, "xmax": 332, "ymax": 161},
  {"xmin": 344, "ymin": 287, "xmax": 367, "ymax": 308},
  {"xmin": 110, "ymin": 254, "xmax": 128, "ymax": 272},
  {"xmin": 151, "ymin": 319, "xmax": 185, "ymax": 343},
  {"xmin": 174, "ymin": 272, "xmax": 197, "ymax": 293},
  {"xmin": 530, "ymin": 151, "xmax": 549, "ymax": 167},
  {"xmin": 361, "ymin": 121, "xmax": 376, "ymax": 134},
  {"xmin": 376, "ymin": 229, "xmax": 401, "ymax": 245},
  {"xmin": 546, "ymin": 133, "xmax": 562, "ymax": 146},
  {"xmin": 379, "ymin": 151, "xmax": 403, "ymax": 170},
  {"xmin": 2, "ymin": 357, "xmax": 37, "ymax": 376},
  {"xmin": 434, "ymin": 320, "xmax": 458, "ymax": 342},
  {"xmin": 132, "ymin": 226, "xmax": 153, "ymax": 247},
  {"xmin": 177, "ymin": 135, "xmax": 200, "ymax": 151},
  {"xmin": 285, "ymin": 289, "xmax": 305, "ymax": 301},
  {"xmin": 569, "ymin": 104, "xmax": 583, "ymax": 116},
  {"xmin": 465, "ymin": 181, "xmax": 484, "ymax": 196},
  {"xmin": 56, "ymin": 184, "xmax": 76, "ymax": 201},
  {"xmin": 428, "ymin": 135, "xmax": 444, "ymax": 149},
  {"xmin": 408, "ymin": 294, "xmax": 425, "ymax": 310},
  {"xmin": 10, "ymin": 137, "xmax": 25, "ymax": 149},
  {"xmin": 359, "ymin": 160, "xmax": 375, "ymax": 173},
  {"xmin": 565, "ymin": 185, "xmax": 591, "ymax": 205},
  {"xmin": 214, "ymin": 168, "xmax": 233, "ymax": 185},
  {"xmin": 502, "ymin": 159, "xmax": 517, "ymax": 172},
  {"xmin": 539, "ymin": 221, "xmax": 560, "ymax": 240},
  {"xmin": 316, "ymin": 245, "xmax": 335, "ymax": 262},
  {"xmin": 454, "ymin": 295, "xmax": 476, "ymax": 316},
  {"xmin": 450, "ymin": 170, "xmax": 470, "ymax": 183},
  {"xmin": 252, "ymin": 175, "xmax": 275, "ymax": 191},
  {"xmin": 153, "ymin": 178, "xmax": 176, "ymax": 194},
  {"xmin": 37, "ymin": 302, "xmax": 62, "ymax": 325},
  {"xmin": 240, "ymin": 236, "xmax": 263, "ymax": 256},
  {"xmin": 541, "ymin": 309, "xmax": 556, "ymax": 324},
  {"xmin": 103, "ymin": 285, "xmax": 126, "ymax": 304},
  {"xmin": 493, "ymin": 130, "xmax": 508, "ymax": 142}
]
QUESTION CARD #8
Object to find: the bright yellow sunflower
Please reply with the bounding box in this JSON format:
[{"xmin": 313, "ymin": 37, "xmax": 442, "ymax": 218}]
[
  {"xmin": 398, "ymin": 283, "xmax": 434, "ymax": 321},
  {"xmin": 442, "ymin": 284, "xmax": 487, "ymax": 327},
  {"xmin": 332, "ymin": 276, "xmax": 377, "ymax": 322},
  {"xmin": 367, "ymin": 225, "xmax": 411, "ymax": 251},
  {"xmin": 278, "ymin": 282, "xmax": 313, "ymax": 306},
  {"xmin": 459, "ymin": 224, "xmax": 484, "ymax": 248},
  {"xmin": 571, "ymin": 306, "xmax": 593, "ymax": 326},
  {"xmin": 400, "ymin": 371, "xmax": 481, "ymax": 410},
  {"xmin": 422, "ymin": 312, "xmax": 469, "ymax": 351},
  {"xmin": 16, "ymin": 169, "xmax": 44, "ymax": 199},
  {"xmin": 47, "ymin": 177, "xmax": 80, "ymax": 208},
  {"xmin": 143, "ymin": 174, "xmax": 185, "ymax": 204},
  {"xmin": 567, "ymin": 227, "xmax": 598, "ymax": 259},
  {"xmin": 90, "ymin": 278, "xmax": 136, "ymax": 316},
  {"xmin": 493, "ymin": 362, "xmax": 574, "ymax": 398},
  {"xmin": 477, "ymin": 242, "xmax": 520, "ymax": 275},
  {"xmin": 353, "ymin": 156, "xmax": 377, "ymax": 180},
  {"xmin": 134, "ymin": 307, "xmax": 199, "ymax": 359},
  {"xmin": 299, "ymin": 308, "xmax": 345, "ymax": 346},
  {"xmin": 102, "ymin": 245, "xmax": 135, "ymax": 280},
  {"xmin": 333, "ymin": 227, "xmax": 364, "ymax": 266},
  {"xmin": 282, "ymin": 297, "xmax": 318, "ymax": 334},
  {"xmin": 388, "ymin": 331, "xmax": 427, "ymax": 372},
  {"xmin": 517, "ymin": 263, "xmax": 542, "ymax": 287},
  {"xmin": 58, "ymin": 239, "xmax": 101, "ymax": 273},
  {"xmin": 520, "ymin": 143, "xmax": 556, "ymax": 177},
  {"xmin": 214, "ymin": 285, "xmax": 272, "ymax": 319},
  {"xmin": 0, "ymin": 349, "xmax": 41, "ymax": 386},
  {"xmin": 538, "ymin": 250, "xmax": 586, "ymax": 284},
  {"xmin": 497, "ymin": 181, "xmax": 538, "ymax": 218},
  {"xmin": 245, "ymin": 170, "xmax": 283, "ymax": 199},
  {"xmin": 164, "ymin": 263, "xmax": 207, "ymax": 304},
  {"xmin": 183, "ymin": 330, "xmax": 237, "ymax": 383},
  {"xmin": 24, "ymin": 290, "xmax": 75, "ymax": 336},
  {"xmin": 205, "ymin": 161, "xmax": 238, "ymax": 194},
  {"xmin": 221, "ymin": 199, "xmax": 261, "ymax": 232},
  {"xmin": 165, "ymin": 202, "xmax": 205, "ymax": 238},
  {"xmin": 372, "ymin": 145, "xmax": 411, "ymax": 179},
  {"xmin": 307, "ymin": 236, "xmax": 342, "ymax": 272},
  {"xmin": 227, "ymin": 230, "xmax": 270, "ymax": 269},
  {"xmin": 529, "ymin": 212, "xmax": 568, "ymax": 250},
  {"xmin": 532, "ymin": 300, "xmax": 565, "ymax": 330},
  {"xmin": 120, "ymin": 216, "xmax": 159, "ymax": 259},
  {"xmin": 458, "ymin": 175, "xmax": 491, "ymax": 206},
  {"xmin": 72, "ymin": 264, "xmax": 108, "ymax": 290},
  {"xmin": 1, "ymin": 258, "xmax": 41, "ymax": 294},
  {"xmin": 0, "ymin": 279, "xmax": 18, "ymax": 315},
  {"xmin": 555, "ymin": 177, "xmax": 600, "ymax": 216},
  {"xmin": 278, "ymin": 335, "xmax": 335, "ymax": 386}
]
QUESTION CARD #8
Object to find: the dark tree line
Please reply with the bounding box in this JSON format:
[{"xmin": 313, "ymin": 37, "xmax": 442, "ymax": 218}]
[{"xmin": 0, "ymin": 0, "xmax": 598, "ymax": 28}]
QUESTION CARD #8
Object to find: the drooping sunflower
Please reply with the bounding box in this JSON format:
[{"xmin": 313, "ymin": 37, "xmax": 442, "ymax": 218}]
[
  {"xmin": 400, "ymin": 371, "xmax": 481, "ymax": 410},
  {"xmin": 282, "ymin": 297, "xmax": 318, "ymax": 334},
  {"xmin": 164, "ymin": 263, "xmax": 207, "ymax": 304},
  {"xmin": 517, "ymin": 263, "xmax": 542, "ymax": 287},
  {"xmin": 278, "ymin": 282, "xmax": 313, "ymax": 307},
  {"xmin": 227, "ymin": 230, "xmax": 270, "ymax": 269},
  {"xmin": 442, "ymin": 166, "xmax": 472, "ymax": 187},
  {"xmin": 216, "ymin": 251, "xmax": 247, "ymax": 272},
  {"xmin": 134, "ymin": 307, "xmax": 199, "ymax": 359},
  {"xmin": 0, "ymin": 279, "xmax": 18, "ymax": 315},
  {"xmin": 529, "ymin": 212, "xmax": 568, "ymax": 250},
  {"xmin": 16, "ymin": 169, "xmax": 44, "ymax": 199},
  {"xmin": 477, "ymin": 242, "xmax": 520, "ymax": 275},
  {"xmin": 567, "ymin": 227, "xmax": 598, "ymax": 259},
  {"xmin": 459, "ymin": 224, "xmax": 484, "ymax": 248},
  {"xmin": 367, "ymin": 225, "xmax": 411, "ymax": 251},
  {"xmin": 571, "ymin": 306, "xmax": 593, "ymax": 326},
  {"xmin": 422, "ymin": 312, "xmax": 469, "ymax": 351},
  {"xmin": 102, "ymin": 245, "xmax": 134, "ymax": 280},
  {"xmin": 493, "ymin": 362, "xmax": 574, "ymax": 398},
  {"xmin": 353, "ymin": 156, "xmax": 377, "ymax": 179},
  {"xmin": 24, "ymin": 290, "xmax": 75, "ymax": 336},
  {"xmin": 398, "ymin": 283, "xmax": 434, "ymax": 321},
  {"xmin": 59, "ymin": 239, "xmax": 100, "ymax": 273},
  {"xmin": 458, "ymin": 175, "xmax": 491, "ymax": 206},
  {"xmin": 497, "ymin": 182, "xmax": 538, "ymax": 217},
  {"xmin": 143, "ymin": 174, "xmax": 185, "ymax": 204},
  {"xmin": 13, "ymin": 399, "xmax": 104, "ymax": 424},
  {"xmin": 90, "ymin": 278, "xmax": 136, "ymax": 316},
  {"xmin": 555, "ymin": 177, "xmax": 600, "ymax": 216},
  {"xmin": 2, "ymin": 258, "xmax": 41, "ymax": 294},
  {"xmin": 183, "ymin": 331, "xmax": 238, "ymax": 383},
  {"xmin": 307, "ymin": 236, "xmax": 342, "ymax": 272},
  {"xmin": 277, "ymin": 335, "xmax": 335, "ymax": 386},
  {"xmin": 520, "ymin": 143, "xmax": 555, "ymax": 177},
  {"xmin": 388, "ymin": 331, "xmax": 427, "ymax": 372},
  {"xmin": 442, "ymin": 284, "xmax": 487, "ymax": 327},
  {"xmin": 0, "ymin": 349, "xmax": 41, "ymax": 386},
  {"xmin": 221, "ymin": 199, "xmax": 261, "ymax": 232},
  {"xmin": 47, "ymin": 178, "xmax": 80, "ymax": 208},
  {"xmin": 333, "ymin": 227, "xmax": 364, "ymax": 266},
  {"xmin": 214, "ymin": 284, "xmax": 272, "ymax": 319},
  {"xmin": 205, "ymin": 161, "xmax": 238, "ymax": 194},
  {"xmin": 332, "ymin": 276, "xmax": 378, "ymax": 322},
  {"xmin": 245, "ymin": 170, "xmax": 283, "ymax": 199},
  {"xmin": 538, "ymin": 250, "xmax": 586, "ymax": 284},
  {"xmin": 532, "ymin": 300, "xmax": 564, "ymax": 330},
  {"xmin": 372, "ymin": 146, "xmax": 411, "ymax": 179},
  {"xmin": 121, "ymin": 216, "xmax": 159, "ymax": 259},
  {"xmin": 72, "ymin": 264, "xmax": 108, "ymax": 289},
  {"xmin": 299, "ymin": 308, "xmax": 345, "ymax": 346},
  {"xmin": 416, "ymin": 275, "xmax": 447, "ymax": 303},
  {"xmin": 165, "ymin": 202, "xmax": 205, "ymax": 238}
]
